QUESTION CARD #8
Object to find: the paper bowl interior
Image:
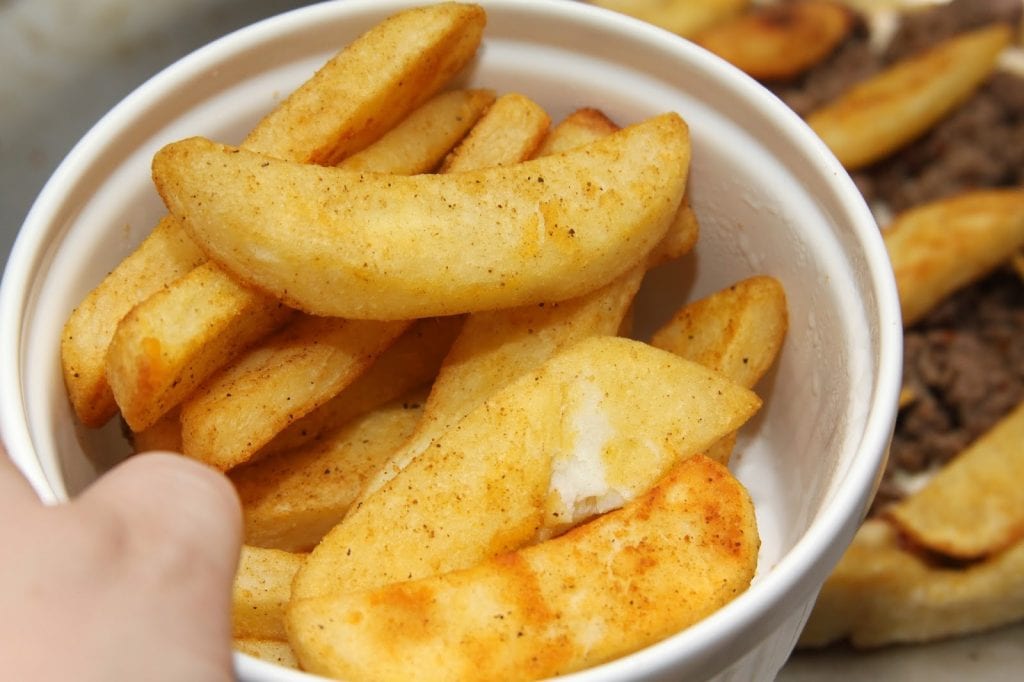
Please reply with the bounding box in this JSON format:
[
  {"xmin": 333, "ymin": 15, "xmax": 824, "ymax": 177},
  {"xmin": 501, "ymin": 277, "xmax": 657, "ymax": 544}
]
[{"xmin": 0, "ymin": 1, "xmax": 902, "ymax": 680}]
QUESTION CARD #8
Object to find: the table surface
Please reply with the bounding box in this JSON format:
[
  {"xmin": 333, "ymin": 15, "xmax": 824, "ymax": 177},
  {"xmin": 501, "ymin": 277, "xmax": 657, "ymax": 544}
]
[{"xmin": 3, "ymin": 1, "xmax": 1022, "ymax": 679}]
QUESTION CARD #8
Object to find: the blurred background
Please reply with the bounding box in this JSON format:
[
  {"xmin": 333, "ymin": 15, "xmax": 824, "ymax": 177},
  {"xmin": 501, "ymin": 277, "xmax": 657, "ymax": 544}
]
[
  {"xmin": 0, "ymin": 0, "xmax": 316, "ymax": 262},
  {"xmin": 1, "ymin": 0, "xmax": 1022, "ymax": 680}
]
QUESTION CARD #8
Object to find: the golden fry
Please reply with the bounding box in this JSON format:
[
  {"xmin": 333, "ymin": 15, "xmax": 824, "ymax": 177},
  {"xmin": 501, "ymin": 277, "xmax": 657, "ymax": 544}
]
[
  {"xmin": 153, "ymin": 114, "xmax": 691, "ymax": 319},
  {"xmin": 61, "ymin": 3, "xmax": 485, "ymax": 427},
  {"xmin": 801, "ymin": 519, "xmax": 1024, "ymax": 648},
  {"xmin": 180, "ymin": 317, "xmax": 407, "ymax": 472},
  {"xmin": 439, "ymin": 92, "xmax": 551, "ymax": 172},
  {"xmin": 695, "ymin": 0, "xmax": 855, "ymax": 81},
  {"xmin": 884, "ymin": 189, "xmax": 1024, "ymax": 327},
  {"xmin": 232, "ymin": 390, "xmax": 426, "ymax": 552},
  {"xmin": 289, "ymin": 455, "xmax": 758, "ymax": 680},
  {"xmin": 589, "ymin": 0, "xmax": 750, "ymax": 38},
  {"xmin": 887, "ymin": 400, "xmax": 1024, "ymax": 560},
  {"xmin": 807, "ymin": 24, "xmax": 1011, "ymax": 170},
  {"xmin": 232, "ymin": 545, "xmax": 304, "ymax": 641}
]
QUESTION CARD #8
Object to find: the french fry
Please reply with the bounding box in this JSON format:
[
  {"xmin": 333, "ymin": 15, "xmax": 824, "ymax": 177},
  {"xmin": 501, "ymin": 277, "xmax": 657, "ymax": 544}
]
[
  {"xmin": 352, "ymin": 268, "xmax": 645, "ymax": 510},
  {"xmin": 178, "ymin": 95, "xmax": 553, "ymax": 470},
  {"xmin": 232, "ymin": 545, "xmax": 304, "ymax": 641},
  {"xmin": 807, "ymin": 23, "xmax": 1012, "ymax": 170},
  {"xmin": 61, "ymin": 3, "xmax": 487, "ymax": 427},
  {"xmin": 105, "ymin": 88, "xmax": 494, "ymax": 433},
  {"xmin": 179, "ymin": 317, "xmax": 408, "ymax": 472},
  {"xmin": 589, "ymin": 0, "xmax": 751, "ymax": 38},
  {"xmin": 153, "ymin": 114, "xmax": 691, "ymax": 320},
  {"xmin": 61, "ymin": 219, "xmax": 205, "ymax": 427},
  {"xmin": 106, "ymin": 262, "xmax": 294, "ymax": 432},
  {"xmin": 259, "ymin": 316, "xmax": 462, "ymax": 458},
  {"xmin": 800, "ymin": 519, "xmax": 1024, "ymax": 648},
  {"xmin": 886, "ymin": 400, "xmax": 1024, "ymax": 560},
  {"xmin": 883, "ymin": 189, "xmax": 1024, "ymax": 326},
  {"xmin": 233, "ymin": 639, "xmax": 300, "ymax": 670},
  {"xmin": 289, "ymin": 455, "xmax": 759, "ymax": 681},
  {"xmin": 651, "ymin": 275, "xmax": 787, "ymax": 462},
  {"xmin": 231, "ymin": 389, "xmax": 427, "ymax": 552},
  {"xmin": 291, "ymin": 336, "xmax": 761, "ymax": 603},
  {"xmin": 332, "ymin": 88, "xmax": 495, "ymax": 173},
  {"xmin": 349, "ymin": 108, "xmax": 663, "ymax": 508},
  {"xmin": 439, "ymin": 92, "xmax": 550, "ymax": 172},
  {"xmin": 695, "ymin": 0, "xmax": 855, "ymax": 81},
  {"xmin": 130, "ymin": 407, "xmax": 183, "ymax": 453},
  {"xmin": 536, "ymin": 108, "xmax": 699, "ymax": 266}
]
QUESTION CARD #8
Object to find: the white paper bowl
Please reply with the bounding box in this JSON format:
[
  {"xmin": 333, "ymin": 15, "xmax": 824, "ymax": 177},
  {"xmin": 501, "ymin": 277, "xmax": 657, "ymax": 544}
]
[{"xmin": 0, "ymin": 1, "xmax": 901, "ymax": 680}]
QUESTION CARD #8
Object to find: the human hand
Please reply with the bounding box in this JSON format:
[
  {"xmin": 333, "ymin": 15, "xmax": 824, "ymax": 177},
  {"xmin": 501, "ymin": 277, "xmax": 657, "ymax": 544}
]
[{"xmin": 0, "ymin": 445, "xmax": 242, "ymax": 682}]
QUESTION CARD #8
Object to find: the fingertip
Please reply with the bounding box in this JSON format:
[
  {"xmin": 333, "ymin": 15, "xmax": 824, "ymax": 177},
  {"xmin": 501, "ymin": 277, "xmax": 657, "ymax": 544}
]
[{"xmin": 81, "ymin": 451, "xmax": 243, "ymax": 567}]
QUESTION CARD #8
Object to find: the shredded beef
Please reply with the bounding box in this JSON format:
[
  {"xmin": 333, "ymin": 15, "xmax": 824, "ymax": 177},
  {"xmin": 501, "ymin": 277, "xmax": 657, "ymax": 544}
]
[{"xmin": 871, "ymin": 267, "xmax": 1024, "ymax": 514}]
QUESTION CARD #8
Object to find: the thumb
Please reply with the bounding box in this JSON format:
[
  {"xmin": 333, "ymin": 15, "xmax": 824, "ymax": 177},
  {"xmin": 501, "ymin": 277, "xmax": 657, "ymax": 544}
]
[{"xmin": 77, "ymin": 452, "xmax": 243, "ymax": 580}]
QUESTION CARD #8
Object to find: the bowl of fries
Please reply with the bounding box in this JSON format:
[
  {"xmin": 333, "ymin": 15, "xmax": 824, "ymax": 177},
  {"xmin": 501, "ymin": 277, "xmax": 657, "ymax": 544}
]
[{"xmin": 0, "ymin": 0, "xmax": 902, "ymax": 680}]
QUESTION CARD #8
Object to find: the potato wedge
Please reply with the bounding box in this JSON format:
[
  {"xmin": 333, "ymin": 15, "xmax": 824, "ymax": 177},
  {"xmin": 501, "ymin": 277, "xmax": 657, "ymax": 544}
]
[
  {"xmin": 589, "ymin": 0, "xmax": 750, "ymax": 38},
  {"xmin": 240, "ymin": 3, "xmax": 486, "ymax": 165},
  {"xmin": 106, "ymin": 262, "xmax": 294, "ymax": 432},
  {"xmin": 800, "ymin": 519, "xmax": 1024, "ymax": 648},
  {"xmin": 651, "ymin": 275, "xmax": 787, "ymax": 462},
  {"xmin": 651, "ymin": 275, "xmax": 788, "ymax": 389},
  {"xmin": 179, "ymin": 317, "xmax": 408, "ymax": 472},
  {"xmin": 537, "ymin": 108, "xmax": 699, "ymax": 266},
  {"xmin": 346, "ymin": 108, "xmax": 648, "ymax": 509},
  {"xmin": 61, "ymin": 218, "xmax": 205, "ymax": 427},
  {"xmin": 234, "ymin": 639, "xmax": 300, "ymax": 670},
  {"xmin": 61, "ymin": 2, "xmax": 486, "ymax": 426},
  {"xmin": 232, "ymin": 390, "xmax": 426, "ymax": 552},
  {"xmin": 883, "ymin": 189, "xmax": 1024, "ymax": 326},
  {"xmin": 130, "ymin": 407, "xmax": 182, "ymax": 453},
  {"xmin": 260, "ymin": 316, "xmax": 462, "ymax": 458},
  {"xmin": 886, "ymin": 400, "xmax": 1024, "ymax": 560},
  {"xmin": 105, "ymin": 89, "xmax": 494, "ymax": 433},
  {"xmin": 333, "ymin": 88, "xmax": 495, "ymax": 173},
  {"xmin": 439, "ymin": 92, "xmax": 551, "ymax": 172},
  {"xmin": 289, "ymin": 454, "xmax": 759, "ymax": 681},
  {"xmin": 232, "ymin": 545, "xmax": 304, "ymax": 641},
  {"xmin": 807, "ymin": 23, "xmax": 1012, "ymax": 170},
  {"xmin": 351, "ymin": 267, "xmax": 645, "ymax": 509},
  {"xmin": 695, "ymin": 1, "xmax": 855, "ymax": 81},
  {"xmin": 177, "ymin": 96, "xmax": 551, "ymax": 468},
  {"xmin": 291, "ymin": 336, "xmax": 761, "ymax": 602},
  {"xmin": 153, "ymin": 113, "xmax": 692, "ymax": 319}
]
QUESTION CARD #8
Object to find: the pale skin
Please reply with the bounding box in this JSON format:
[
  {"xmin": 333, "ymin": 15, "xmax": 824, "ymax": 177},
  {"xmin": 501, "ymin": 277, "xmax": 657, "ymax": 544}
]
[{"xmin": 0, "ymin": 445, "xmax": 241, "ymax": 681}]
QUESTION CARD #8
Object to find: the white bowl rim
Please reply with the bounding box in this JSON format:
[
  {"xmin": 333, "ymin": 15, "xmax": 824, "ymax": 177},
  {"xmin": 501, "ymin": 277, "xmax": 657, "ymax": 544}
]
[{"xmin": 0, "ymin": 0, "xmax": 903, "ymax": 680}]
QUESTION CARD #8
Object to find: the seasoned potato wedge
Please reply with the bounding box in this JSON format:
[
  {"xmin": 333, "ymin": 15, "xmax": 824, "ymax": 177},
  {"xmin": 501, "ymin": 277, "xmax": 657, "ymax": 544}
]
[
  {"xmin": 291, "ymin": 336, "xmax": 761, "ymax": 602},
  {"xmin": 153, "ymin": 113, "xmax": 691, "ymax": 319},
  {"xmin": 61, "ymin": 2, "xmax": 485, "ymax": 426},
  {"xmin": 807, "ymin": 23, "xmax": 1012, "ymax": 170},
  {"xmin": 439, "ymin": 92, "xmax": 551, "ymax": 172},
  {"xmin": 232, "ymin": 545, "xmax": 304, "ymax": 641},
  {"xmin": 260, "ymin": 316, "xmax": 461, "ymax": 458},
  {"xmin": 105, "ymin": 88, "xmax": 493, "ymax": 433},
  {"xmin": 180, "ymin": 318, "xmax": 408, "ymax": 472},
  {"xmin": 352, "ymin": 267, "xmax": 645, "ymax": 507},
  {"xmin": 232, "ymin": 390, "xmax": 426, "ymax": 552},
  {"xmin": 589, "ymin": 0, "xmax": 750, "ymax": 38},
  {"xmin": 695, "ymin": 0, "xmax": 855, "ymax": 81},
  {"xmin": 289, "ymin": 455, "xmax": 759, "ymax": 681},
  {"xmin": 651, "ymin": 275, "xmax": 787, "ymax": 462},
  {"xmin": 887, "ymin": 400, "xmax": 1024, "ymax": 561},
  {"xmin": 106, "ymin": 261, "xmax": 294, "ymax": 432},
  {"xmin": 883, "ymin": 189, "xmax": 1024, "ymax": 326},
  {"xmin": 177, "ymin": 96, "xmax": 551, "ymax": 468},
  {"xmin": 800, "ymin": 519, "xmax": 1024, "ymax": 648},
  {"xmin": 332, "ymin": 88, "xmax": 495, "ymax": 173}
]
